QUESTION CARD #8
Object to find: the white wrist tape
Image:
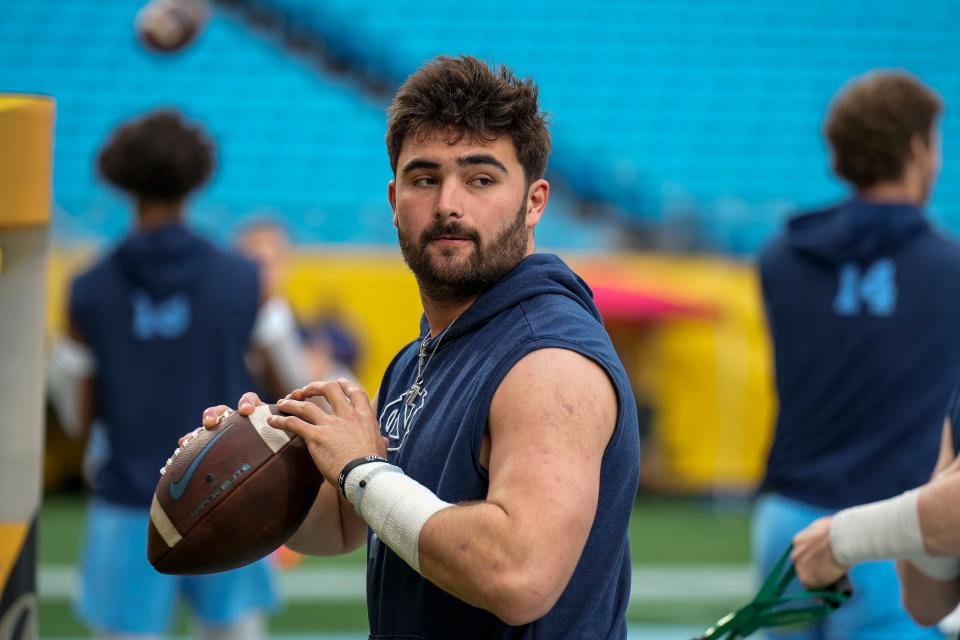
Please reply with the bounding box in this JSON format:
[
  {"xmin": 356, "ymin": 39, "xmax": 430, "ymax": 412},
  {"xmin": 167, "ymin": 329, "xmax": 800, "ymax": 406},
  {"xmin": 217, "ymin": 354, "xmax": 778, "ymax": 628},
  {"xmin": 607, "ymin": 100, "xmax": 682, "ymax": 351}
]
[
  {"xmin": 52, "ymin": 336, "xmax": 96, "ymax": 376},
  {"xmin": 251, "ymin": 297, "xmax": 310, "ymax": 389},
  {"xmin": 48, "ymin": 336, "xmax": 96, "ymax": 438},
  {"xmin": 831, "ymin": 489, "xmax": 928, "ymax": 565},
  {"xmin": 343, "ymin": 462, "xmax": 452, "ymax": 573},
  {"xmin": 252, "ymin": 297, "xmax": 298, "ymax": 347}
]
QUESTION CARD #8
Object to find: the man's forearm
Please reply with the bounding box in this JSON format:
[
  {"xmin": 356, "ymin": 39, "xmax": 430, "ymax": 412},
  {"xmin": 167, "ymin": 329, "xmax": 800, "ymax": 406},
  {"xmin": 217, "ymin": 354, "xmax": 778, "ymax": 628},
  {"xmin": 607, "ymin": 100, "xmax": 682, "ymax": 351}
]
[
  {"xmin": 796, "ymin": 473, "xmax": 960, "ymax": 589},
  {"xmin": 417, "ymin": 502, "xmax": 560, "ymax": 626},
  {"xmin": 829, "ymin": 482, "xmax": 960, "ymax": 566},
  {"xmin": 285, "ymin": 482, "xmax": 366, "ymax": 556},
  {"xmin": 342, "ymin": 461, "xmax": 577, "ymax": 626}
]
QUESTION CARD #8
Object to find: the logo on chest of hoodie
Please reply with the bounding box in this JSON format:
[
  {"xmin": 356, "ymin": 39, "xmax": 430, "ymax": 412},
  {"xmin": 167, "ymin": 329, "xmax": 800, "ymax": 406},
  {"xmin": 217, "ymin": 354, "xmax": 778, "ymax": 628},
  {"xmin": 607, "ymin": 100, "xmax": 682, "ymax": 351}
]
[
  {"xmin": 131, "ymin": 289, "xmax": 191, "ymax": 339},
  {"xmin": 379, "ymin": 387, "xmax": 428, "ymax": 453}
]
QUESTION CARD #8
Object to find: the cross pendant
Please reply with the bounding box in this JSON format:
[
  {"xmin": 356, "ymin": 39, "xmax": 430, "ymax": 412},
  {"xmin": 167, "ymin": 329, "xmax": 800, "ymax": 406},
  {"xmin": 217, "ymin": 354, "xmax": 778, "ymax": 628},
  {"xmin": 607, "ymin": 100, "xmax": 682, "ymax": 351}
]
[{"xmin": 406, "ymin": 383, "xmax": 421, "ymax": 406}]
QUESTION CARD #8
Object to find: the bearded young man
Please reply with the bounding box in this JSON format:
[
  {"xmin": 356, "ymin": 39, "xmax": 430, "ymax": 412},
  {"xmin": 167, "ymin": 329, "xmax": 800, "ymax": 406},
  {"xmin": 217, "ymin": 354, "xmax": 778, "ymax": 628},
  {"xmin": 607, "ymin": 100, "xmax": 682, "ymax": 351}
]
[{"xmin": 201, "ymin": 56, "xmax": 641, "ymax": 639}]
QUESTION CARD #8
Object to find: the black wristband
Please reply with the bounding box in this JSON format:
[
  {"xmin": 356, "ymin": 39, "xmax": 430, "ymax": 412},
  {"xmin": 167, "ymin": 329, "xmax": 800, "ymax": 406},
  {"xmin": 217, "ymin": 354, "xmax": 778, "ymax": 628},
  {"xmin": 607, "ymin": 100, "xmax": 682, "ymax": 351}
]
[{"xmin": 337, "ymin": 455, "xmax": 389, "ymax": 499}]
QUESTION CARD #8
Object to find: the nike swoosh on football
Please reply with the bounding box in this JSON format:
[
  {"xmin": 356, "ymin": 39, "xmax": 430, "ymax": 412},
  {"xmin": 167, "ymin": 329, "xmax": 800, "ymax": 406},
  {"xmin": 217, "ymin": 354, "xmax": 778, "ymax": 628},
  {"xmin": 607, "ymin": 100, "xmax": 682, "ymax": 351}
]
[{"xmin": 169, "ymin": 423, "xmax": 234, "ymax": 501}]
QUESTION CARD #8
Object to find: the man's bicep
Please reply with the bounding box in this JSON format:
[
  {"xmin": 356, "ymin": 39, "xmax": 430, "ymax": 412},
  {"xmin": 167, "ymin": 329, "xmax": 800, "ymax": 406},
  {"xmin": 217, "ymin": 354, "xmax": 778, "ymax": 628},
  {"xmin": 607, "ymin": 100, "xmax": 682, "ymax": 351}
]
[{"xmin": 486, "ymin": 348, "xmax": 617, "ymax": 543}]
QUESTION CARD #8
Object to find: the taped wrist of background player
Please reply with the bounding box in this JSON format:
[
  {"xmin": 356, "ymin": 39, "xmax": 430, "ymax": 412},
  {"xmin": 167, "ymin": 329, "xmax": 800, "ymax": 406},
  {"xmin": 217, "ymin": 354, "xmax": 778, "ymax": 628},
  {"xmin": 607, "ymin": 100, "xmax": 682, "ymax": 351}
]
[
  {"xmin": 342, "ymin": 461, "xmax": 452, "ymax": 573},
  {"xmin": 48, "ymin": 334, "xmax": 96, "ymax": 439},
  {"xmin": 830, "ymin": 487, "xmax": 960, "ymax": 580},
  {"xmin": 251, "ymin": 297, "xmax": 311, "ymax": 391}
]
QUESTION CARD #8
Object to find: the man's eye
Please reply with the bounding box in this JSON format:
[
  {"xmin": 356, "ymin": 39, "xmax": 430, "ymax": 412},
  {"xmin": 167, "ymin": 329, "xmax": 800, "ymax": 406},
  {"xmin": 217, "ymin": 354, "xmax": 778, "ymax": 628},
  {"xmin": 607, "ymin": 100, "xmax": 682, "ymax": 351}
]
[
  {"xmin": 470, "ymin": 177, "xmax": 493, "ymax": 187},
  {"xmin": 412, "ymin": 177, "xmax": 435, "ymax": 187}
]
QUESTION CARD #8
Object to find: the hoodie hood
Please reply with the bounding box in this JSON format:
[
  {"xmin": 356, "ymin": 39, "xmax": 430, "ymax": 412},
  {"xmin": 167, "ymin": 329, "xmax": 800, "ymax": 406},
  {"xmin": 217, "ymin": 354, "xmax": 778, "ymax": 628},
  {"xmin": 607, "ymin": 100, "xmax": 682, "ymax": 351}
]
[
  {"xmin": 785, "ymin": 197, "xmax": 928, "ymax": 266},
  {"xmin": 419, "ymin": 253, "xmax": 600, "ymax": 340},
  {"xmin": 114, "ymin": 223, "xmax": 215, "ymax": 299}
]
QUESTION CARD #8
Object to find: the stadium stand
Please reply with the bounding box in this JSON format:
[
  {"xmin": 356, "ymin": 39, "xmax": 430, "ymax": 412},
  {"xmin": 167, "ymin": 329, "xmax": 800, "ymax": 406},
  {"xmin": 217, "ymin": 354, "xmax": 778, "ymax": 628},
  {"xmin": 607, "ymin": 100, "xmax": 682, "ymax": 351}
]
[
  {"xmin": 2, "ymin": 0, "xmax": 959, "ymax": 252},
  {"xmin": 0, "ymin": 0, "xmax": 608, "ymax": 249},
  {"xmin": 232, "ymin": 0, "xmax": 960, "ymax": 253}
]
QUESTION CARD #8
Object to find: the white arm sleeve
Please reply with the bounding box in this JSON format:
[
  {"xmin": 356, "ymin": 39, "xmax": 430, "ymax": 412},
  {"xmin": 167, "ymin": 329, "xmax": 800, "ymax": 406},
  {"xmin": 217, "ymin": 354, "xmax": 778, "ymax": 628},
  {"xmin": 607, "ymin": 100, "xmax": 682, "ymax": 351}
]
[
  {"xmin": 251, "ymin": 297, "xmax": 310, "ymax": 391},
  {"xmin": 47, "ymin": 336, "xmax": 96, "ymax": 438},
  {"xmin": 831, "ymin": 488, "xmax": 960, "ymax": 580}
]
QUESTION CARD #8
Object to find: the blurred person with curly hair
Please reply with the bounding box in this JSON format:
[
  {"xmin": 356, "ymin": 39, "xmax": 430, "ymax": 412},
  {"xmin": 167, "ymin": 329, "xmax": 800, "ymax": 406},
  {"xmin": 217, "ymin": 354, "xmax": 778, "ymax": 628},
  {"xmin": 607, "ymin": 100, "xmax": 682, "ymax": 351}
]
[{"xmin": 48, "ymin": 110, "xmax": 282, "ymax": 640}]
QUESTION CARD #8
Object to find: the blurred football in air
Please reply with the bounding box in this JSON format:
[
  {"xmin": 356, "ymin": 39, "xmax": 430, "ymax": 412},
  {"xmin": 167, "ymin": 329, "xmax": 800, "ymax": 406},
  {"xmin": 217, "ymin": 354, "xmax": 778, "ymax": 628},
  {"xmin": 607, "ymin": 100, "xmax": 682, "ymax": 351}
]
[
  {"xmin": 136, "ymin": 0, "xmax": 209, "ymax": 53},
  {"xmin": 147, "ymin": 404, "xmax": 323, "ymax": 575}
]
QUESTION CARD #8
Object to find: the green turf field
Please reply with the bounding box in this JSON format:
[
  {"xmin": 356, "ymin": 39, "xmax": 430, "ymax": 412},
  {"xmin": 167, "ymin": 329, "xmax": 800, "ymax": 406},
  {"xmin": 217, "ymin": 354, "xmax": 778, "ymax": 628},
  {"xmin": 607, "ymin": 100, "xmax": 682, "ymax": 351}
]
[{"xmin": 37, "ymin": 493, "xmax": 754, "ymax": 637}]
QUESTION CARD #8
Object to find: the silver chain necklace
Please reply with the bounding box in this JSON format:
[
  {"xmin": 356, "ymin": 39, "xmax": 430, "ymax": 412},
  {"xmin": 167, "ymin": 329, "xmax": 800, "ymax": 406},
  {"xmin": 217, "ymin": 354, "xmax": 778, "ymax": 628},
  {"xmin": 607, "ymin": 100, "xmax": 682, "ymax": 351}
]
[{"xmin": 405, "ymin": 315, "xmax": 460, "ymax": 407}]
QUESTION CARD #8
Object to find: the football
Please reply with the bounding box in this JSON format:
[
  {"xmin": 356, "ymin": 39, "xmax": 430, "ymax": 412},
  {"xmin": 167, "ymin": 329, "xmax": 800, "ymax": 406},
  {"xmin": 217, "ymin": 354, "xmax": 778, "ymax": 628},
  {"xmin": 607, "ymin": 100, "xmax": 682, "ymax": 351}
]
[
  {"xmin": 135, "ymin": 0, "xmax": 209, "ymax": 54},
  {"xmin": 147, "ymin": 404, "xmax": 323, "ymax": 574}
]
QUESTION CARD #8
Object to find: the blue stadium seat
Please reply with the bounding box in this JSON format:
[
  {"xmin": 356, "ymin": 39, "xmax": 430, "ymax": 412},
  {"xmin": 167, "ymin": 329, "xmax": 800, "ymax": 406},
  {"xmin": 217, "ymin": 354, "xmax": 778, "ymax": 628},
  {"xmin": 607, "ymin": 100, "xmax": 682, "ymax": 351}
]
[
  {"xmin": 254, "ymin": 0, "xmax": 960, "ymax": 252},
  {"xmin": 0, "ymin": 0, "xmax": 587, "ymax": 250}
]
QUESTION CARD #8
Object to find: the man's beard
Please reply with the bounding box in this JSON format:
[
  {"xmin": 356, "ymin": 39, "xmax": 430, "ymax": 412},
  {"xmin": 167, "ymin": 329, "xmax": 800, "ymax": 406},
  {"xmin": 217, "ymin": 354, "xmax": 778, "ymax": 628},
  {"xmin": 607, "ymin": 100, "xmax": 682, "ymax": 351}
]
[{"xmin": 398, "ymin": 200, "xmax": 528, "ymax": 305}]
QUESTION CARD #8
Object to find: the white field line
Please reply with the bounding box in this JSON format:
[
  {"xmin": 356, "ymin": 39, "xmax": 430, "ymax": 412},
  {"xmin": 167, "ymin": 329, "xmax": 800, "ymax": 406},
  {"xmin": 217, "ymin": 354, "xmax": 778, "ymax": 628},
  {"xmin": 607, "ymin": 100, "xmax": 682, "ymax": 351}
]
[{"xmin": 38, "ymin": 565, "xmax": 753, "ymax": 603}]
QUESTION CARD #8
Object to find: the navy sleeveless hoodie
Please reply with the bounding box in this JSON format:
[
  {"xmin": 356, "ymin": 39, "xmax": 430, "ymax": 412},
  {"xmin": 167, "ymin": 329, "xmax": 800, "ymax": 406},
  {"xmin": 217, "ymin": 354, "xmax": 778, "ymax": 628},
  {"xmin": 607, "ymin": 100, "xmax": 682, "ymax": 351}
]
[
  {"xmin": 69, "ymin": 224, "xmax": 260, "ymax": 508},
  {"xmin": 370, "ymin": 253, "xmax": 640, "ymax": 639},
  {"xmin": 760, "ymin": 198, "xmax": 960, "ymax": 509}
]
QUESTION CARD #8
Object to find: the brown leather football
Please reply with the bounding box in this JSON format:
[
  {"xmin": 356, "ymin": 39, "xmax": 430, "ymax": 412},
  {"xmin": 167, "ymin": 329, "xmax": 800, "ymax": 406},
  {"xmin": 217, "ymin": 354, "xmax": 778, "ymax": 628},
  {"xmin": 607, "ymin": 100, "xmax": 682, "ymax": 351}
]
[{"xmin": 147, "ymin": 404, "xmax": 322, "ymax": 574}]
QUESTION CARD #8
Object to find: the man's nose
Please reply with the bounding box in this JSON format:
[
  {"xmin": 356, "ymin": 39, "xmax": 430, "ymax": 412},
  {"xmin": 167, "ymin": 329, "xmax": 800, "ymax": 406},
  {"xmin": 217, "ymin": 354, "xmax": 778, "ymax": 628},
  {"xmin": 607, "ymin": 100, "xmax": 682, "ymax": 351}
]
[{"xmin": 434, "ymin": 180, "xmax": 465, "ymax": 219}]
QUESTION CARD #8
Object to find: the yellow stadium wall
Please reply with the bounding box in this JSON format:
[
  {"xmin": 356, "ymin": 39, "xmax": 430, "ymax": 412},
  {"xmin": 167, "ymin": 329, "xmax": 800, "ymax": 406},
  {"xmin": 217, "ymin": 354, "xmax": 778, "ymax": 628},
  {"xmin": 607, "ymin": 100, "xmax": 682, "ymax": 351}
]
[
  {"xmin": 46, "ymin": 248, "xmax": 777, "ymax": 493},
  {"xmin": 580, "ymin": 255, "xmax": 778, "ymax": 493}
]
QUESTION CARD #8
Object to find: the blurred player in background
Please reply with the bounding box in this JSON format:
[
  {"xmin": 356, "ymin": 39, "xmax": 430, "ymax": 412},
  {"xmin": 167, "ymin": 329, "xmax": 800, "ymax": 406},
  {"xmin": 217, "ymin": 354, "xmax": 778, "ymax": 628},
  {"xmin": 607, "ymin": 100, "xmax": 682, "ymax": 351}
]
[
  {"xmin": 202, "ymin": 55, "xmax": 641, "ymax": 638},
  {"xmin": 754, "ymin": 71, "xmax": 960, "ymax": 639},
  {"xmin": 48, "ymin": 110, "xmax": 283, "ymax": 639},
  {"xmin": 235, "ymin": 218, "xmax": 311, "ymax": 396},
  {"xmin": 235, "ymin": 218, "xmax": 361, "ymax": 385},
  {"xmin": 301, "ymin": 311, "xmax": 362, "ymax": 382}
]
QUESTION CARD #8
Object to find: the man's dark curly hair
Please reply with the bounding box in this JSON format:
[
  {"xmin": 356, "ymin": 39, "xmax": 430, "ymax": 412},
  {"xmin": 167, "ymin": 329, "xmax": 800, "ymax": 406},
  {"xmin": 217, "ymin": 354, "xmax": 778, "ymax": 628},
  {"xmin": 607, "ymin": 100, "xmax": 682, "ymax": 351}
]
[
  {"xmin": 825, "ymin": 71, "xmax": 941, "ymax": 189},
  {"xmin": 386, "ymin": 55, "xmax": 551, "ymax": 184},
  {"xmin": 98, "ymin": 109, "xmax": 214, "ymax": 201}
]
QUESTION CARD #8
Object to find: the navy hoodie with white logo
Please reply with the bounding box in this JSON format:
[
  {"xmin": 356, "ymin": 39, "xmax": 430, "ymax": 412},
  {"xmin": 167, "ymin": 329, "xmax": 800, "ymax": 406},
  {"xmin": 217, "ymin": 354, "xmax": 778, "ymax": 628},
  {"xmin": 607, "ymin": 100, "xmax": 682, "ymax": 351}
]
[
  {"xmin": 760, "ymin": 198, "xmax": 960, "ymax": 509},
  {"xmin": 370, "ymin": 253, "xmax": 640, "ymax": 639}
]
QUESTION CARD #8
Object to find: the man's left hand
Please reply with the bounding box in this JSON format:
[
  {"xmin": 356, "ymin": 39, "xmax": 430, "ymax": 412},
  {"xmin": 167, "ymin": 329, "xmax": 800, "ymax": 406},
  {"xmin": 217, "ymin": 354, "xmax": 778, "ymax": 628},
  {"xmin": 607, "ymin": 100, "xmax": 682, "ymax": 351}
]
[
  {"xmin": 267, "ymin": 379, "xmax": 388, "ymax": 484},
  {"xmin": 792, "ymin": 516, "xmax": 848, "ymax": 589}
]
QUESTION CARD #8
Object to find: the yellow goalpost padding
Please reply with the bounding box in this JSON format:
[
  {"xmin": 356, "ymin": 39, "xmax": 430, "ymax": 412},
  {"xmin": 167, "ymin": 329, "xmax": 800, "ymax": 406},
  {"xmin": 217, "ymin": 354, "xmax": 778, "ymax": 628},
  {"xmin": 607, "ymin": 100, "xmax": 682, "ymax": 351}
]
[{"xmin": 0, "ymin": 94, "xmax": 54, "ymax": 637}]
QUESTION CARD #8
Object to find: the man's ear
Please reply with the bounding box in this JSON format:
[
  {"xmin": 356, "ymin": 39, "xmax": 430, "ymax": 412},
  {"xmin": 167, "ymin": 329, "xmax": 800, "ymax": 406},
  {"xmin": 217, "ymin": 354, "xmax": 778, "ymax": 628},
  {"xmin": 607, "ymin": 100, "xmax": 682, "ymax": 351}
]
[
  {"xmin": 910, "ymin": 133, "xmax": 929, "ymax": 160},
  {"xmin": 388, "ymin": 180, "xmax": 399, "ymax": 228},
  {"xmin": 525, "ymin": 178, "xmax": 550, "ymax": 229}
]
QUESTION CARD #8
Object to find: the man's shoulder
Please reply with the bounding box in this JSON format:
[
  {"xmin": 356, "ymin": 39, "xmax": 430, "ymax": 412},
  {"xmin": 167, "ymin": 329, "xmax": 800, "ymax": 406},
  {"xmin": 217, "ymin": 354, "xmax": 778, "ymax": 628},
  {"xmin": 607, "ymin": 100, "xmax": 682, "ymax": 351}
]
[
  {"xmin": 757, "ymin": 233, "xmax": 790, "ymax": 270},
  {"xmin": 515, "ymin": 289, "xmax": 600, "ymax": 333},
  {"xmin": 204, "ymin": 245, "xmax": 258, "ymax": 278},
  {"xmin": 70, "ymin": 250, "xmax": 124, "ymax": 301},
  {"xmin": 197, "ymin": 247, "xmax": 261, "ymax": 306},
  {"xmin": 503, "ymin": 347, "xmax": 613, "ymax": 390},
  {"xmin": 914, "ymin": 226, "xmax": 960, "ymax": 261},
  {"xmin": 756, "ymin": 203, "xmax": 842, "ymax": 270}
]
